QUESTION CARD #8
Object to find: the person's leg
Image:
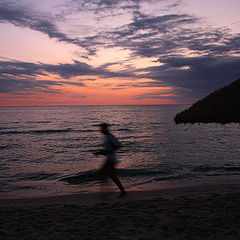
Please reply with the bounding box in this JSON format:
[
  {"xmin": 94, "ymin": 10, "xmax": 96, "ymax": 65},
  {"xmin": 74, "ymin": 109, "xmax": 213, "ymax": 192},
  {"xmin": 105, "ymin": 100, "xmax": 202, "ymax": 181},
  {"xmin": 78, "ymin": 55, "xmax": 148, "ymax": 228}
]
[
  {"xmin": 98, "ymin": 160, "xmax": 108, "ymax": 180},
  {"xmin": 98, "ymin": 161, "xmax": 109, "ymax": 195},
  {"xmin": 109, "ymin": 162, "xmax": 126, "ymax": 196},
  {"xmin": 110, "ymin": 175, "xmax": 126, "ymax": 195}
]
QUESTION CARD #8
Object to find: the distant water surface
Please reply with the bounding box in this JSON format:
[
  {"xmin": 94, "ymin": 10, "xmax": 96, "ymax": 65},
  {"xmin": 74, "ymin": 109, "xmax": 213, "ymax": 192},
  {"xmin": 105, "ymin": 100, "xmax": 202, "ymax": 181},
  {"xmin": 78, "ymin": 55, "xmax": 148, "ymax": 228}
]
[{"xmin": 0, "ymin": 105, "xmax": 239, "ymax": 198}]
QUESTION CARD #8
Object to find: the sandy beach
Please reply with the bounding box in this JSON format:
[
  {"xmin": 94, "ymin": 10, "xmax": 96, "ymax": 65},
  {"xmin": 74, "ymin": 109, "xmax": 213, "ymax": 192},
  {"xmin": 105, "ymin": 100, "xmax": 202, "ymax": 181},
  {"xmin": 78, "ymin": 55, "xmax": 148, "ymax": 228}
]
[{"xmin": 1, "ymin": 183, "xmax": 240, "ymax": 240}]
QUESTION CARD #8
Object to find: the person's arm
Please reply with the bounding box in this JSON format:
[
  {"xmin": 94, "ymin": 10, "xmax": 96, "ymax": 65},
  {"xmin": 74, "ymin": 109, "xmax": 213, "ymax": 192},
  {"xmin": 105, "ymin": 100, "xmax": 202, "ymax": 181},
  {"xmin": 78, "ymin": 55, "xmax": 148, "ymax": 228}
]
[
  {"xmin": 93, "ymin": 149, "xmax": 108, "ymax": 156},
  {"xmin": 109, "ymin": 134, "xmax": 122, "ymax": 150}
]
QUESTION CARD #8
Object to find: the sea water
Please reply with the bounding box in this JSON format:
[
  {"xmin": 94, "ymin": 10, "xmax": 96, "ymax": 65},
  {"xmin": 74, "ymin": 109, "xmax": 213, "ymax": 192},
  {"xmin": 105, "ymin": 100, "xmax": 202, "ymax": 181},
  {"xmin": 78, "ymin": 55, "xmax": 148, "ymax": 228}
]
[{"xmin": 0, "ymin": 105, "xmax": 239, "ymax": 198}]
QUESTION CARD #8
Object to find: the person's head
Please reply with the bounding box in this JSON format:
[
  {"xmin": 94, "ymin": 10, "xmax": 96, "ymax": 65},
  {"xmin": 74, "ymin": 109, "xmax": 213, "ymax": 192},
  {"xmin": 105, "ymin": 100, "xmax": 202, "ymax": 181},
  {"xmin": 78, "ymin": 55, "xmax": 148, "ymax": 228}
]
[{"xmin": 99, "ymin": 122, "xmax": 110, "ymax": 135}]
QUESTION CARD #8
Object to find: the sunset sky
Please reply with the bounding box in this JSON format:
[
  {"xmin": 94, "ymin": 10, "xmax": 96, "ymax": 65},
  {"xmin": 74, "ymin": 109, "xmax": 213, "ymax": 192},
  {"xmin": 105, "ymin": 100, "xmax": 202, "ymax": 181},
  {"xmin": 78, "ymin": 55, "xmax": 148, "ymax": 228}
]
[{"xmin": 0, "ymin": 0, "xmax": 240, "ymax": 106}]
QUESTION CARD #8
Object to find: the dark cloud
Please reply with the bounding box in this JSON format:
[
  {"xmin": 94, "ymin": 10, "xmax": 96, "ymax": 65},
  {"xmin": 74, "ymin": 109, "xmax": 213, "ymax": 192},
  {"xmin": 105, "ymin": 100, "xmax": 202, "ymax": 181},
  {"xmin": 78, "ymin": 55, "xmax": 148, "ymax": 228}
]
[
  {"xmin": 78, "ymin": 12, "xmax": 239, "ymax": 60},
  {"xmin": 70, "ymin": 94, "xmax": 86, "ymax": 98},
  {"xmin": 0, "ymin": 60, "xmax": 100, "ymax": 80},
  {"xmin": 60, "ymin": 81, "xmax": 85, "ymax": 86},
  {"xmin": 43, "ymin": 60, "xmax": 98, "ymax": 78},
  {"xmin": 138, "ymin": 55, "xmax": 240, "ymax": 99},
  {"xmin": 1, "ymin": 54, "xmax": 239, "ymax": 102},
  {"xmin": 0, "ymin": 75, "xmax": 86, "ymax": 94},
  {"xmin": 133, "ymin": 91, "xmax": 176, "ymax": 100},
  {"xmin": 0, "ymin": 59, "xmax": 89, "ymax": 94},
  {"xmin": 63, "ymin": 0, "xmax": 175, "ymax": 16},
  {"xmin": 0, "ymin": 59, "xmax": 135, "ymax": 79},
  {"xmin": 65, "ymin": 0, "xmax": 147, "ymax": 13},
  {"xmin": 1, "ymin": 1, "xmax": 240, "ymax": 103},
  {"xmin": 76, "ymin": 8, "xmax": 240, "ymax": 59},
  {"xmin": 130, "ymin": 12, "xmax": 197, "ymax": 32},
  {"xmin": 0, "ymin": 76, "xmax": 60, "ymax": 94},
  {"xmin": 52, "ymin": 54, "xmax": 240, "ymax": 102},
  {"xmin": 0, "ymin": 61, "xmax": 43, "ymax": 76},
  {"xmin": 0, "ymin": 1, "xmax": 86, "ymax": 49},
  {"xmin": 110, "ymin": 17, "xmax": 239, "ymax": 58},
  {"xmin": 109, "ymin": 13, "xmax": 196, "ymax": 42},
  {"xmin": 75, "ymin": 10, "xmax": 240, "ymax": 101},
  {"xmin": 166, "ymin": 0, "xmax": 183, "ymax": 9},
  {"xmin": 73, "ymin": 12, "xmax": 201, "ymax": 57},
  {"xmin": 43, "ymin": 60, "xmax": 136, "ymax": 79},
  {"xmin": 110, "ymin": 87, "xmax": 125, "ymax": 90},
  {"xmin": 81, "ymin": 78, "xmax": 96, "ymax": 81},
  {"xmin": 0, "ymin": 59, "xmax": 137, "ymax": 94}
]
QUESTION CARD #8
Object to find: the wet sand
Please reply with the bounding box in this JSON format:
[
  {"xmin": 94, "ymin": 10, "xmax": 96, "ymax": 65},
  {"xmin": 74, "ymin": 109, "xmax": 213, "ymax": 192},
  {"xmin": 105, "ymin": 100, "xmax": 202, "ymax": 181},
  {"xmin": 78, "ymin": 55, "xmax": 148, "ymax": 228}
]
[{"xmin": 1, "ymin": 183, "xmax": 240, "ymax": 240}]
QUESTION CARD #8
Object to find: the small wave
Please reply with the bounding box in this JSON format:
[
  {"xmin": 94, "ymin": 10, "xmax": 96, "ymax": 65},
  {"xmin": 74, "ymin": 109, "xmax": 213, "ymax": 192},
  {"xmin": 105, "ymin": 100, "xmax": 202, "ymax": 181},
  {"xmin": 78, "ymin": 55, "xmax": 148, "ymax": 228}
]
[
  {"xmin": 149, "ymin": 122, "xmax": 163, "ymax": 125},
  {"xmin": 0, "ymin": 163, "xmax": 9, "ymax": 172},
  {"xmin": 92, "ymin": 124, "xmax": 102, "ymax": 127},
  {"xmin": 115, "ymin": 128, "xmax": 133, "ymax": 132},
  {"xmin": 61, "ymin": 170, "xmax": 98, "ymax": 184},
  {"xmin": 0, "ymin": 184, "xmax": 43, "ymax": 193},
  {"xmin": 60, "ymin": 168, "xmax": 172, "ymax": 185},
  {"xmin": 13, "ymin": 172, "xmax": 61, "ymax": 181},
  {"xmin": 152, "ymin": 173, "xmax": 196, "ymax": 182},
  {"xmin": 0, "ymin": 127, "xmax": 123, "ymax": 135},
  {"xmin": 32, "ymin": 129, "xmax": 73, "ymax": 134},
  {"xmin": 25, "ymin": 121, "xmax": 52, "ymax": 124},
  {"xmin": 193, "ymin": 165, "xmax": 240, "ymax": 173},
  {"xmin": 205, "ymin": 172, "xmax": 240, "ymax": 177},
  {"xmin": 92, "ymin": 123, "xmax": 118, "ymax": 127},
  {"xmin": 81, "ymin": 129, "xmax": 95, "ymax": 132},
  {"xmin": 193, "ymin": 165, "xmax": 219, "ymax": 172},
  {"xmin": 117, "ymin": 168, "xmax": 171, "ymax": 177},
  {"xmin": 222, "ymin": 166, "xmax": 240, "ymax": 172},
  {"xmin": 0, "ymin": 126, "xmax": 19, "ymax": 131},
  {"xmin": 0, "ymin": 145, "xmax": 9, "ymax": 149},
  {"xmin": 0, "ymin": 181, "xmax": 8, "ymax": 187},
  {"xmin": 0, "ymin": 128, "xmax": 99, "ymax": 135},
  {"xmin": 0, "ymin": 128, "xmax": 74, "ymax": 135}
]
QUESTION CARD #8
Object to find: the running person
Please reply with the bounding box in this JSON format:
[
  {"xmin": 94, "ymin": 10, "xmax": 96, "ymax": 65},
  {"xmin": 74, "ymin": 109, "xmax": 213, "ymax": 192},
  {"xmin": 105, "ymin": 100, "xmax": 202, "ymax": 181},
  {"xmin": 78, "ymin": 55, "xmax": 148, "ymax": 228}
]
[{"xmin": 94, "ymin": 123, "xmax": 126, "ymax": 197}]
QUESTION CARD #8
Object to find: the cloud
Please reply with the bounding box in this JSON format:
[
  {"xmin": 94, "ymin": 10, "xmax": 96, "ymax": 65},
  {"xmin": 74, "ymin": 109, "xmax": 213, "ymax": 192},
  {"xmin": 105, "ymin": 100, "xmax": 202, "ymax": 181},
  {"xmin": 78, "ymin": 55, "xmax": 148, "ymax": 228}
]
[
  {"xmin": 0, "ymin": 1, "xmax": 87, "ymax": 49},
  {"xmin": 133, "ymin": 91, "xmax": 175, "ymax": 100},
  {"xmin": 138, "ymin": 55, "xmax": 240, "ymax": 99},
  {"xmin": 76, "ymin": 10, "xmax": 240, "ymax": 101},
  {"xmin": 2, "ymin": 51, "xmax": 239, "ymax": 101},
  {"xmin": 70, "ymin": 94, "xmax": 86, "ymax": 98},
  {"xmin": 0, "ymin": 76, "xmax": 60, "ymax": 94},
  {"xmin": 165, "ymin": 0, "xmax": 184, "ymax": 9},
  {"xmin": 75, "ymin": 6, "xmax": 240, "ymax": 60},
  {"xmin": 65, "ymin": 0, "xmax": 148, "ymax": 13},
  {"xmin": 0, "ymin": 59, "xmax": 132, "ymax": 78},
  {"xmin": 0, "ymin": 59, "xmax": 136, "ymax": 94},
  {"xmin": 0, "ymin": 0, "xmax": 153, "ymax": 57},
  {"xmin": 70, "ymin": 12, "xmax": 202, "ymax": 58},
  {"xmin": 0, "ymin": 75, "xmax": 86, "ymax": 94},
  {"xmin": 43, "ymin": 60, "xmax": 136, "ymax": 79},
  {"xmin": 111, "ymin": 15, "xmax": 240, "ymax": 59},
  {"xmin": 65, "ymin": 0, "xmax": 184, "ymax": 16},
  {"xmin": 1, "ymin": 1, "xmax": 240, "ymax": 103},
  {"xmin": 0, "ymin": 61, "xmax": 42, "ymax": 76},
  {"xmin": 43, "ymin": 60, "xmax": 98, "ymax": 78},
  {"xmin": 77, "ymin": 11, "xmax": 239, "ymax": 60},
  {"xmin": 0, "ymin": 60, "xmax": 88, "ymax": 94},
  {"xmin": 2, "ymin": 0, "xmax": 238, "ymax": 60}
]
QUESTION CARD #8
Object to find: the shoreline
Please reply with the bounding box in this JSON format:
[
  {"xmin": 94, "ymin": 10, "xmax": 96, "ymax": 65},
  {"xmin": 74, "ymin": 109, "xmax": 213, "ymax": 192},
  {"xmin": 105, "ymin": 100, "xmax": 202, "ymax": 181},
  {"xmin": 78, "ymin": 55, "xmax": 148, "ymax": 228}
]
[
  {"xmin": 1, "ymin": 174, "xmax": 239, "ymax": 203},
  {"xmin": 1, "ymin": 182, "xmax": 240, "ymax": 208}
]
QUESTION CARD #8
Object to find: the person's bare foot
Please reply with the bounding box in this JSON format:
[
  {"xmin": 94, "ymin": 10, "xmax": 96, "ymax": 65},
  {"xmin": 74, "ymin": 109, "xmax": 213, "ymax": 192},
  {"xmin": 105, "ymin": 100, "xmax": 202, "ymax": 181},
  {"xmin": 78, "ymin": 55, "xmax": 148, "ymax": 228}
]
[{"xmin": 119, "ymin": 191, "xmax": 127, "ymax": 197}]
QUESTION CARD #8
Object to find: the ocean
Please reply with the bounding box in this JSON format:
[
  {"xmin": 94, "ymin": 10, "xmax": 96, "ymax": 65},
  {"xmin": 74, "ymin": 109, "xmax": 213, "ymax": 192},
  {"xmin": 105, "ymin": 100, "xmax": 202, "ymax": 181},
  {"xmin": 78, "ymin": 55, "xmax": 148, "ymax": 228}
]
[{"xmin": 0, "ymin": 105, "xmax": 239, "ymax": 198}]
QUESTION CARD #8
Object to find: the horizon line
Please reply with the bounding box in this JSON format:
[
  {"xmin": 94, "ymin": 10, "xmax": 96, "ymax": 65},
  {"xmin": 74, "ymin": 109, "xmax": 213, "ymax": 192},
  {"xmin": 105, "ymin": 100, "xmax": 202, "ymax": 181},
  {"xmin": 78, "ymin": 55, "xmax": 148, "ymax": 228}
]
[{"xmin": 0, "ymin": 103, "xmax": 190, "ymax": 107}]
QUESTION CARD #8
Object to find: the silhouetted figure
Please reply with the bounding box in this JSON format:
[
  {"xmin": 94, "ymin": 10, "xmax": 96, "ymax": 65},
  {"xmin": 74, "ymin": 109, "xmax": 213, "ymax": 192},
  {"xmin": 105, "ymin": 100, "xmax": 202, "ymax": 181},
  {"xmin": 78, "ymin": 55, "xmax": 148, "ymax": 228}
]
[{"xmin": 94, "ymin": 123, "xmax": 126, "ymax": 197}]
